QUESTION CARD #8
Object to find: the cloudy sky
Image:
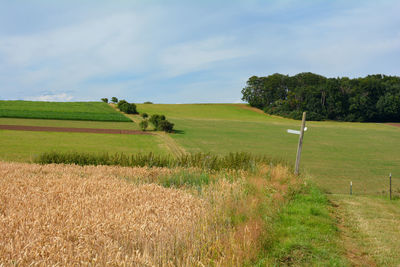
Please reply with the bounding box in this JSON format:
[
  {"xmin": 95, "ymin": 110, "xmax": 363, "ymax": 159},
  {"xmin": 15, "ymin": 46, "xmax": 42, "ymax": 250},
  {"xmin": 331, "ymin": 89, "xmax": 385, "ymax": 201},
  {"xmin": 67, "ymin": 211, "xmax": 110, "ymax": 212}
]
[{"xmin": 0, "ymin": 0, "xmax": 399, "ymax": 103}]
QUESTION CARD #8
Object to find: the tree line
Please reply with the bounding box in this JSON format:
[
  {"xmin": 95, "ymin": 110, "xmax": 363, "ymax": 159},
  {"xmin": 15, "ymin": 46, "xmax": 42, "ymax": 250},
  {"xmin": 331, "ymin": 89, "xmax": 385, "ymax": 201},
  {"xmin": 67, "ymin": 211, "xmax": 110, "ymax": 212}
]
[{"xmin": 241, "ymin": 72, "xmax": 400, "ymax": 122}]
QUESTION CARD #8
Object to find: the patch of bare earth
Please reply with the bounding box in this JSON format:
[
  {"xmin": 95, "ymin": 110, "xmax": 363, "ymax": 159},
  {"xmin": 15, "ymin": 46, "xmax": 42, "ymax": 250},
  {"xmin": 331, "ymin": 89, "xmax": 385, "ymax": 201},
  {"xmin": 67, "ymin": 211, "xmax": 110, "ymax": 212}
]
[
  {"xmin": 0, "ymin": 162, "xmax": 203, "ymax": 266},
  {"xmin": 0, "ymin": 124, "xmax": 152, "ymax": 135},
  {"xmin": 387, "ymin": 123, "xmax": 400, "ymax": 128}
]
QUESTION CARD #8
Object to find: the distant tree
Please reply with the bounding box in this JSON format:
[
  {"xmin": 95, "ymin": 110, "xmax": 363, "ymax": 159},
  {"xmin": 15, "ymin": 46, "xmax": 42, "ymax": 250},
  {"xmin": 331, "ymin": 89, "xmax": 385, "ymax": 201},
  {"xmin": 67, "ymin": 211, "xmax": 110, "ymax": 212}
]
[
  {"xmin": 111, "ymin": 97, "xmax": 118, "ymax": 103},
  {"xmin": 141, "ymin": 112, "xmax": 148, "ymax": 119},
  {"xmin": 101, "ymin": 98, "xmax": 108, "ymax": 103},
  {"xmin": 242, "ymin": 72, "xmax": 400, "ymax": 122},
  {"xmin": 143, "ymin": 101, "xmax": 153, "ymax": 104},
  {"xmin": 139, "ymin": 120, "xmax": 149, "ymax": 131}
]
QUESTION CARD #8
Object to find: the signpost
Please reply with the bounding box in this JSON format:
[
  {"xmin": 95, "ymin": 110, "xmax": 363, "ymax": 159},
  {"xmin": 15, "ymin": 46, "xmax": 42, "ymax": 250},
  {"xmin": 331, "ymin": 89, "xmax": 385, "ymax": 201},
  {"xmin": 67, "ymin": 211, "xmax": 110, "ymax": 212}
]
[{"xmin": 287, "ymin": 112, "xmax": 307, "ymax": 175}]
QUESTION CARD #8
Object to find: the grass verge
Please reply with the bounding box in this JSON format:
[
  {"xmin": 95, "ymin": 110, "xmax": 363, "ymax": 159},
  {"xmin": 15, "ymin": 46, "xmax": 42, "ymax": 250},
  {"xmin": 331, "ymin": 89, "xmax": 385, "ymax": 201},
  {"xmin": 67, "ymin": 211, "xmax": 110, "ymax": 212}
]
[{"xmin": 256, "ymin": 184, "xmax": 348, "ymax": 266}]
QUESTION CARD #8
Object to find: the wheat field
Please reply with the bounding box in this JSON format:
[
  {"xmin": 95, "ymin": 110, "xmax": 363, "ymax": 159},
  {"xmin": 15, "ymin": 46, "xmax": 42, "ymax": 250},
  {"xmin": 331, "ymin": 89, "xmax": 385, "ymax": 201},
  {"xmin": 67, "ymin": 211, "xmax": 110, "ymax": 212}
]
[
  {"xmin": 0, "ymin": 162, "xmax": 205, "ymax": 266},
  {"xmin": 0, "ymin": 161, "xmax": 299, "ymax": 266}
]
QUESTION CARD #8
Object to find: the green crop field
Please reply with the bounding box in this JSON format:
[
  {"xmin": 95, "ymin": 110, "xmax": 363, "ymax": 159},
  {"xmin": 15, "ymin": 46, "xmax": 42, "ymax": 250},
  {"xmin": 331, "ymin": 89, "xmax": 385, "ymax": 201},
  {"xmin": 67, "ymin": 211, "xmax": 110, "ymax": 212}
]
[
  {"xmin": 0, "ymin": 101, "xmax": 131, "ymax": 122},
  {"xmin": 136, "ymin": 104, "xmax": 400, "ymax": 195}
]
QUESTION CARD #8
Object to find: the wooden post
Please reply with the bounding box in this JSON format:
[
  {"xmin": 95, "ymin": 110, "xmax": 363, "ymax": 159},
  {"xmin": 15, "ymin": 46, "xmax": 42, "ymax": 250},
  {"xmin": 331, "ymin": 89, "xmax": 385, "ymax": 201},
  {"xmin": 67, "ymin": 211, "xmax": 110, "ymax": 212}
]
[
  {"xmin": 390, "ymin": 173, "xmax": 392, "ymax": 200},
  {"xmin": 350, "ymin": 181, "xmax": 352, "ymax": 195},
  {"xmin": 294, "ymin": 112, "xmax": 306, "ymax": 175}
]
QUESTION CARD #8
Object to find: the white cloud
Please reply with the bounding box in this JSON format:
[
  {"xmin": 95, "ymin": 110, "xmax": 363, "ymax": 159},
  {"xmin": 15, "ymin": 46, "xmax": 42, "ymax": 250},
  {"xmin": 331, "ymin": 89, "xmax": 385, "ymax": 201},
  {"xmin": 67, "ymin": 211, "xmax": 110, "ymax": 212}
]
[
  {"xmin": 26, "ymin": 93, "xmax": 74, "ymax": 102},
  {"xmin": 159, "ymin": 36, "xmax": 252, "ymax": 78}
]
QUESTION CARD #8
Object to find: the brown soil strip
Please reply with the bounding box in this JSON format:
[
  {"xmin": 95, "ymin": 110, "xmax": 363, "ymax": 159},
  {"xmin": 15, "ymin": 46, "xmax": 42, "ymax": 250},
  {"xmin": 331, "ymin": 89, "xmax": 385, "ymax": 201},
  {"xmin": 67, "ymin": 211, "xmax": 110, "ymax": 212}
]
[
  {"xmin": 388, "ymin": 123, "xmax": 400, "ymax": 127},
  {"xmin": 0, "ymin": 125, "xmax": 152, "ymax": 135}
]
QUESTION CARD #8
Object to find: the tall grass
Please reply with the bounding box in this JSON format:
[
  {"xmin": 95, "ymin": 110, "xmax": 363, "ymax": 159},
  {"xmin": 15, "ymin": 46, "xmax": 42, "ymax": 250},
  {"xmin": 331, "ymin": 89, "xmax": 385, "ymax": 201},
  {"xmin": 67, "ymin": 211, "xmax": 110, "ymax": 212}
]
[{"xmin": 34, "ymin": 151, "xmax": 288, "ymax": 171}]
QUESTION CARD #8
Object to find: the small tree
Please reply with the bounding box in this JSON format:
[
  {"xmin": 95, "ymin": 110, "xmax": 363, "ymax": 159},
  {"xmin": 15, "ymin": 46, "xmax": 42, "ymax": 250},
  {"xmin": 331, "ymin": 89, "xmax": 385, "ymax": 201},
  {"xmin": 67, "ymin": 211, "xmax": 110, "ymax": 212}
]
[
  {"xmin": 149, "ymin": 114, "xmax": 166, "ymax": 128},
  {"xmin": 101, "ymin": 98, "xmax": 108, "ymax": 103},
  {"xmin": 119, "ymin": 102, "xmax": 138, "ymax": 114},
  {"xmin": 139, "ymin": 120, "xmax": 148, "ymax": 131},
  {"xmin": 143, "ymin": 101, "xmax": 153, "ymax": 104},
  {"xmin": 111, "ymin": 97, "xmax": 118, "ymax": 103},
  {"xmin": 157, "ymin": 120, "xmax": 174, "ymax": 133},
  {"xmin": 117, "ymin": 99, "xmax": 128, "ymax": 109},
  {"xmin": 141, "ymin": 112, "xmax": 148, "ymax": 119}
]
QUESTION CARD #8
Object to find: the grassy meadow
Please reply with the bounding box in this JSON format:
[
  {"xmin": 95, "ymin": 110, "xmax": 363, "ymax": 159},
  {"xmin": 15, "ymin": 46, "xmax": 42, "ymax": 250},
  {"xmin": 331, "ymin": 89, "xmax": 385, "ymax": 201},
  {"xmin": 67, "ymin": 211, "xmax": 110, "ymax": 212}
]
[
  {"xmin": 0, "ymin": 129, "xmax": 168, "ymax": 162},
  {"xmin": 0, "ymin": 100, "xmax": 131, "ymax": 122},
  {"xmin": 136, "ymin": 104, "xmax": 400, "ymax": 195}
]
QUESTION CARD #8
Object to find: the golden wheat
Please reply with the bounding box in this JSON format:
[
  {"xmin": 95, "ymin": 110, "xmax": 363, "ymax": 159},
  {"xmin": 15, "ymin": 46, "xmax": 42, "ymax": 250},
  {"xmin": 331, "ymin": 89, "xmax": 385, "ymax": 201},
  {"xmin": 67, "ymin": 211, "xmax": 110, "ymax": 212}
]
[
  {"xmin": 0, "ymin": 161, "xmax": 299, "ymax": 266},
  {"xmin": 0, "ymin": 162, "xmax": 204, "ymax": 266}
]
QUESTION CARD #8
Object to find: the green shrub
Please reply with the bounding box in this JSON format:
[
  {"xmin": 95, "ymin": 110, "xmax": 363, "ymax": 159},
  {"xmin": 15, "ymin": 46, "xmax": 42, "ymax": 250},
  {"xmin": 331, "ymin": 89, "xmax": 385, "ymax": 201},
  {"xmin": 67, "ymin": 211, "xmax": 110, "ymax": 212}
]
[
  {"xmin": 149, "ymin": 114, "xmax": 166, "ymax": 128},
  {"xmin": 143, "ymin": 101, "xmax": 153, "ymax": 104},
  {"xmin": 118, "ymin": 100, "xmax": 138, "ymax": 114},
  {"xmin": 111, "ymin": 97, "xmax": 118, "ymax": 103},
  {"xmin": 139, "ymin": 120, "xmax": 148, "ymax": 131},
  {"xmin": 141, "ymin": 113, "xmax": 148, "ymax": 118},
  {"xmin": 101, "ymin": 98, "xmax": 108, "ymax": 103},
  {"xmin": 117, "ymin": 100, "xmax": 128, "ymax": 109},
  {"xmin": 157, "ymin": 120, "xmax": 174, "ymax": 133}
]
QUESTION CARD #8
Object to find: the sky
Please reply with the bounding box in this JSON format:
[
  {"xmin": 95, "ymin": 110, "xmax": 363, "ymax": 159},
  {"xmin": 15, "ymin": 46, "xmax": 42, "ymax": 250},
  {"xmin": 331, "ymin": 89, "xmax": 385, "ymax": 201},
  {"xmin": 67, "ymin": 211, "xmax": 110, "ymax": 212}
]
[{"xmin": 0, "ymin": 0, "xmax": 399, "ymax": 103}]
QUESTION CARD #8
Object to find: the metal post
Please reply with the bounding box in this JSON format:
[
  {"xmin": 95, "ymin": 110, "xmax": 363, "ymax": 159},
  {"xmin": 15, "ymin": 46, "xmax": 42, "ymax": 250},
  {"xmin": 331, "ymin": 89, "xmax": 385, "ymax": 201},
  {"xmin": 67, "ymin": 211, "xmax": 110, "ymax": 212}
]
[
  {"xmin": 294, "ymin": 112, "xmax": 306, "ymax": 175},
  {"xmin": 390, "ymin": 173, "xmax": 392, "ymax": 200}
]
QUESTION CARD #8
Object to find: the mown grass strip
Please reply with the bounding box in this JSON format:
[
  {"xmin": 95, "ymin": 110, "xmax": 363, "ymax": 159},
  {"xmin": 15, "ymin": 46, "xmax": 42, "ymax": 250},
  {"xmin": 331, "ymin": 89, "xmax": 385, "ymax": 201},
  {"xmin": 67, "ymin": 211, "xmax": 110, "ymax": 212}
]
[{"xmin": 256, "ymin": 184, "xmax": 348, "ymax": 266}]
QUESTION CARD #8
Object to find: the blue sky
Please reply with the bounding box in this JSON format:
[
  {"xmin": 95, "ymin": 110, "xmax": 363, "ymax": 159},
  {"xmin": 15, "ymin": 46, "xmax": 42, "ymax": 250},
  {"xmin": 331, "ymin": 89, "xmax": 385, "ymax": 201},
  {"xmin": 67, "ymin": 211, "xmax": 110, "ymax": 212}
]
[{"xmin": 0, "ymin": 0, "xmax": 399, "ymax": 103}]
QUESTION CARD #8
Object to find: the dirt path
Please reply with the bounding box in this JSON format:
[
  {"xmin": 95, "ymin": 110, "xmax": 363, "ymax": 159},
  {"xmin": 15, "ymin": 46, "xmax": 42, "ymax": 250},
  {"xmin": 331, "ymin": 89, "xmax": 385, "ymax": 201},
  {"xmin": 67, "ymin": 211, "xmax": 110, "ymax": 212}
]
[
  {"xmin": 388, "ymin": 123, "xmax": 400, "ymax": 128},
  {"xmin": 153, "ymin": 132, "xmax": 187, "ymax": 157},
  {"xmin": 330, "ymin": 194, "xmax": 400, "ymax": 266},
  {"xmin": 330, "ymin": 197, "xmax": 377, "ymax": 267},
  {"xmin": 0, "ymin": 125, "xmax": 152, "ymax": 135}
]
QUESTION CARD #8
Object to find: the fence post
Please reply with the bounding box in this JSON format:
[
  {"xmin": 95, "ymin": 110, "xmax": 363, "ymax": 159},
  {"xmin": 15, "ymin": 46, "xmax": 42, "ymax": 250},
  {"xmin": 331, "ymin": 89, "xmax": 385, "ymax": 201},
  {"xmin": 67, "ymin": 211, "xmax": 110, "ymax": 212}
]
[
  {"xmin": 390, "ymin": 173, "xmax": 392, "ymax": 200},
  {"xmin": 350, "ymin": 181, "xmax": 352, "ymax": 195}
]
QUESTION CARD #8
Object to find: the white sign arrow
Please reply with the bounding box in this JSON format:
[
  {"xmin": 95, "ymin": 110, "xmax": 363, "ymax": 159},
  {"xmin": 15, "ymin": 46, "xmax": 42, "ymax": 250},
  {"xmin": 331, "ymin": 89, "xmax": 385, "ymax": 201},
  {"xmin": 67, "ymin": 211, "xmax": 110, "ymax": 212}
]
[{"xmin": 287, "ymin": 127, "xmax": 307, "ymax": 135}]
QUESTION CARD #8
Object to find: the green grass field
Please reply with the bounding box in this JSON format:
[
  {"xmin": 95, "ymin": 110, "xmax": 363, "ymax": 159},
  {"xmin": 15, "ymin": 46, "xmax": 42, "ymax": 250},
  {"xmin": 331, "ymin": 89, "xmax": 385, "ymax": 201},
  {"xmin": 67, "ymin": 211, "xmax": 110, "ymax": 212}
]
[
  {"xmin": 0, "ymin": 101, "xmax": 131, "ymax": 122},
  {"xmin": 136, "ymin": 104, "xmax": 400, "ymax": 195},
  {"xmin": 0, "ymin": 130, "xmax": 168, "ymax": 162}
]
